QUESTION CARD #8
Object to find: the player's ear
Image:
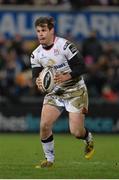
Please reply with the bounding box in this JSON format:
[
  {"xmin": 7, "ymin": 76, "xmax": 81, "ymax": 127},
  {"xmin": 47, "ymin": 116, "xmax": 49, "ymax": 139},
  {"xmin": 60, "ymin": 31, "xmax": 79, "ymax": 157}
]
[{"xmin": 50, "ymin": 28, "xmax": 54, "ymax": 35}]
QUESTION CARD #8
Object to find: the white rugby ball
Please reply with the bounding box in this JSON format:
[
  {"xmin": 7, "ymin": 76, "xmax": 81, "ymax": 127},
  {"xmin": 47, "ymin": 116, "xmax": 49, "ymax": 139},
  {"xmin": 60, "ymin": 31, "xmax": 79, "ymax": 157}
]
[{"xmin": 40, "ymin": 67, "xmax": 55, "ymax": 93}]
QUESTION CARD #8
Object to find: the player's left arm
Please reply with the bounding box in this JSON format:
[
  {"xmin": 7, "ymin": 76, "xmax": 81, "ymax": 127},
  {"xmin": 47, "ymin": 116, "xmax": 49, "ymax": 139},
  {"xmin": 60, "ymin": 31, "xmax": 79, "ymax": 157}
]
[
  {"xmin": 54, "ymin": 41, "xmax": 87, "ymax": 84},
  {"xmin": 65, "ymin": 42, "xmax": 87, "ymax": 78},
  {"xmin": 54, "ymin": 71, "xmax": 72, "ymax": 84},
  {"xmin": 68, "ymin": 51, "xmax": 87, "ymax": 78}
]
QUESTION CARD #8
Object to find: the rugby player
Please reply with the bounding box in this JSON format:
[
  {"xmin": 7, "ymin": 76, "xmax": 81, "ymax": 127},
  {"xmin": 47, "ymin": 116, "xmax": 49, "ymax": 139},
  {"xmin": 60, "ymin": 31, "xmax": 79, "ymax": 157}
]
[{"xmin": 30, "ymin": 16, "xmax": 94, "ymax": 168}]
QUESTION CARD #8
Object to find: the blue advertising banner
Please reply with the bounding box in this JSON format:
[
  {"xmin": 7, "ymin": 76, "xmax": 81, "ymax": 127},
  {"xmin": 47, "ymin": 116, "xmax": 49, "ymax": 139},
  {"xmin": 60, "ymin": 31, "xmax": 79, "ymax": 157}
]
[
  {"xmin": 0, "ymin": 10, "xmax": 119, "ymax": 41},
  {"xmin": 0, "ymin": 99, "xmax": 119, "ymax": 133}
]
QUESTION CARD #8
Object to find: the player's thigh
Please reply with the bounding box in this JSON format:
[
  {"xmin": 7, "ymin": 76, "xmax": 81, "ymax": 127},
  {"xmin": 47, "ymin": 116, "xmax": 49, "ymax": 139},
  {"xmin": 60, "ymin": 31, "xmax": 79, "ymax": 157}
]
[
  {"xmin": 65, "ymin": 86, "xmax": 88, "ymax": 113},
  {"xmin": 69, "ymin": 112, "xmax": 85, "ymax": 133},
  {"xmin": 41, "ymin": 104, "xmax": 61, "ymax": 127},
  {"xmin": 67, "ymin": 87, "xmax": 88, "ymax": 133}
]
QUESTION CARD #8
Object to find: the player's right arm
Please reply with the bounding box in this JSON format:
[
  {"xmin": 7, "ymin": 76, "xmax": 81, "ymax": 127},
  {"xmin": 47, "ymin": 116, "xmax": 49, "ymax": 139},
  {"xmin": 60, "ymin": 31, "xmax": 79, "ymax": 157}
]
[{"xmin": 30, "ymin": 52, "xmax": 43, "ymax": 90}]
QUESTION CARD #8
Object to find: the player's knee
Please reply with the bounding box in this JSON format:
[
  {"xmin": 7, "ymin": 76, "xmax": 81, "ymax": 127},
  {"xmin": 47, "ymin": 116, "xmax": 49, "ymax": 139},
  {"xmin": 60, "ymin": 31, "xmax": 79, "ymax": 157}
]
[
  {"xmin": 40, "ymin": 121, "xmax": 51, "ymax": 132},
  {"xmin": 70, "ymin": 128, "xmax": 84, "ymax": 138}
]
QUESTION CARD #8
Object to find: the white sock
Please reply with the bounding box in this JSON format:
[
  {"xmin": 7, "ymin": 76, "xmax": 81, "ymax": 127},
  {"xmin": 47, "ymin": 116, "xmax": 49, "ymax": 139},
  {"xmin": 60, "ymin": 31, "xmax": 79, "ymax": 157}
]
[
  {"xmin": 85, "ymin": 132, "xmax": 93, "ymax": 143},
  {"xmin": 41, "ymin": 139, "xmax": 54, "ymax": 162}
]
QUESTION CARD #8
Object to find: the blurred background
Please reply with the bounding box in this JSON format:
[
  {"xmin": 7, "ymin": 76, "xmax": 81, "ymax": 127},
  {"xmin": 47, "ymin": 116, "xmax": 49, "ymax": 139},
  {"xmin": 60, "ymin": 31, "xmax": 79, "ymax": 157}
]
[{"xmin": 0, "ymin": 0, "xmax": 119, "ymax": 133}]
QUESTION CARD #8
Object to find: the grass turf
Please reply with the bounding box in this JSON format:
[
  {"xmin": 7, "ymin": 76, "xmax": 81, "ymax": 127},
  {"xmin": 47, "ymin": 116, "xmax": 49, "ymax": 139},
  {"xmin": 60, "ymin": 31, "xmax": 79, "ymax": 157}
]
[{"xmin": 0, "ymin": 133, "xmax": 119, "ymax": 179}]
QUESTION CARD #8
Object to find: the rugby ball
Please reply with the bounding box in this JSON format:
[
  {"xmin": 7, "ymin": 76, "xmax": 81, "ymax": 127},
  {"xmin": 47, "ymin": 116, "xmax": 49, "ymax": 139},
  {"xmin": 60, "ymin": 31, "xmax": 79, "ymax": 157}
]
[{"xmin": 40, "ymin": 67, "xmax": 55, "ymax": 93}]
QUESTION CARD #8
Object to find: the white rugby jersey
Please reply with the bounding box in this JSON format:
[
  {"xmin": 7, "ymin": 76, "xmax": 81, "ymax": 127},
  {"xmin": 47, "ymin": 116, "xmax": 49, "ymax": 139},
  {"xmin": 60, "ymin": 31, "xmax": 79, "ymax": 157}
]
[{"xmin": 30, "ymin": 36, "xmax": 85, "ymax": 93}]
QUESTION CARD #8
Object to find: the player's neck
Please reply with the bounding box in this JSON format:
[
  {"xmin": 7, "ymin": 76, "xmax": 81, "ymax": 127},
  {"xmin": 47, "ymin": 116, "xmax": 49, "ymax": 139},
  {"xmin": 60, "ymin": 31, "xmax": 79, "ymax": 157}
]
[
  {"xmin": 42, "ymin": 35, "xmax": 55, "ymax": 50},
  {"xmin": 42, "ymin": 44, "xmax": 54, "ymax": 50}
]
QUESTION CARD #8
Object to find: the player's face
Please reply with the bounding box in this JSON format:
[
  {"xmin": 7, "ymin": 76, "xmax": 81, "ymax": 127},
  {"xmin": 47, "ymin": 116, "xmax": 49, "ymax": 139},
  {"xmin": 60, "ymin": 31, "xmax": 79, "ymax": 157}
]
[{"xmin": 36, "ymin": 25, "xmax": 54, "ymax": 46}]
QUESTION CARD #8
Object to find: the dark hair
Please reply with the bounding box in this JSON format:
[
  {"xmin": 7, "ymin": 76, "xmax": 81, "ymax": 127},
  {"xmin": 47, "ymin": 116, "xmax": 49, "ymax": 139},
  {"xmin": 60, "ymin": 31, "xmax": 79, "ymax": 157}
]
[{"xmin": 35, "ymin": 16, "xmax": 55, "ymax": 30}]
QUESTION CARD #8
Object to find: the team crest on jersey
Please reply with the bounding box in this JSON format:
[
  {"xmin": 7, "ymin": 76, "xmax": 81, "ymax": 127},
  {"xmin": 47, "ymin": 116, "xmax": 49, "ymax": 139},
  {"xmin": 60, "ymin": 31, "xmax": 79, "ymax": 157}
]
[
  {"xmin": 47, "ymin": 59, "xmax": 56, "ymax": 66},
  {"xmin": 54, "ymin": 49, "xmax": 59, "ymax": 56}
]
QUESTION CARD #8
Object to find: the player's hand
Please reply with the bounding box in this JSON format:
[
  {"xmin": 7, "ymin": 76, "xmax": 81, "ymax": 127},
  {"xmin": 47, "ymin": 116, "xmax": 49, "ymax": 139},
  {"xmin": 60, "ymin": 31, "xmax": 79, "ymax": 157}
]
[
  {"xmin": 54, "ymin": 72, "xmax": 72, "ymax": 84},
  {"xmin": 36, "ymin": 74, "xmax": 42, "ymax": 90}
]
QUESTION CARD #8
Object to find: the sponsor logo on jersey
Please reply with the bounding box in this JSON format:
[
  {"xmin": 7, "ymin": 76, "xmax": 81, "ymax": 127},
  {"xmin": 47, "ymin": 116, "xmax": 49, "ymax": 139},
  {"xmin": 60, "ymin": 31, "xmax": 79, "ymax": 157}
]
[
  {"xmin": 63, "ymin": 41, "xmax": 71, "ymax": 50},
  {"xmin": 54, "ymin": 63, "xmax": 65, "ymax": 69},
  {"xmin": 69, "ymin": 44, "xmax": 78, "ymax": 54},
  {"xmin": 47, "ymin": 59, "xmax": 56, "ymax": 66}
]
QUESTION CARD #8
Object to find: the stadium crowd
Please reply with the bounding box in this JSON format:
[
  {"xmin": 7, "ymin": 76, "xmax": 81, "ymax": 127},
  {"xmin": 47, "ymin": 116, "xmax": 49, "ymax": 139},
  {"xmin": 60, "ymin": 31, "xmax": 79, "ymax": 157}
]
[
  {"xmin": 0, "ymin": 0, "xmax": 119, "ymax": 6},
  {"xmin": 0, "ymin": 31, "xmax": 119, "ymax": 102}
]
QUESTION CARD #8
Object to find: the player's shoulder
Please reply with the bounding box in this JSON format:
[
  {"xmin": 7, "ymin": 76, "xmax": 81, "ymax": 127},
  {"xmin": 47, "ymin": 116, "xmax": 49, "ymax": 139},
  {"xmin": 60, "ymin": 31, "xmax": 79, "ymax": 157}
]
[
  {"xmin": 55, "ymin": 36, "xmax": 68, "ymax": 45},
  {"xmin": 56, "ymin": 36, "xmax": 78, "ymax": 53},
  {"xmin": 30, "ymin": 44, "xmax": 42, "ymax": 59},
  {"xmin": 55, "ymin": 36, "xmax": 72, "ymax": 50}
]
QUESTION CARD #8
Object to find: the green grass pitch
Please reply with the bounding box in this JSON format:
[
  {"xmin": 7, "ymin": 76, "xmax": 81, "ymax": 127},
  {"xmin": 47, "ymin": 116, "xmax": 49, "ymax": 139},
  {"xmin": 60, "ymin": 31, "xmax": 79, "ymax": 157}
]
[{"xmin": 0, "ymin": 133, "xmax": 119, "ymax": 179}]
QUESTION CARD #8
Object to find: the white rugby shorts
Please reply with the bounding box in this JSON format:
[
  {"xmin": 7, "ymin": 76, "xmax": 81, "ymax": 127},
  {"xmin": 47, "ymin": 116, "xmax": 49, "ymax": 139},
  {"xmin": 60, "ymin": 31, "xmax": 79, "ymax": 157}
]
[{"xmin": 43, "ymin": 86, "xmax": 88, "ymax": 113}]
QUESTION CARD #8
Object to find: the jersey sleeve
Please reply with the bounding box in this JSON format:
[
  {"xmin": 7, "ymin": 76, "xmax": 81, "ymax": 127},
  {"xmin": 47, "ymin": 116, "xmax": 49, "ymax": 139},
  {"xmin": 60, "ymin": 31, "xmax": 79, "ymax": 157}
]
[
  {"xmin": 30, "ymin": 51, "xmax": 41, "ymax": 68},
  {"xmin": 62, "ymin": 40, "xmax": 79, "ymax": 60},
  {"xmin": 61, "ymin": 39, "xmax": 87, "ymax": 78},
  {"xmin": 30, "ymin": 50, "xmax": 43, "ymax": 86}
]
